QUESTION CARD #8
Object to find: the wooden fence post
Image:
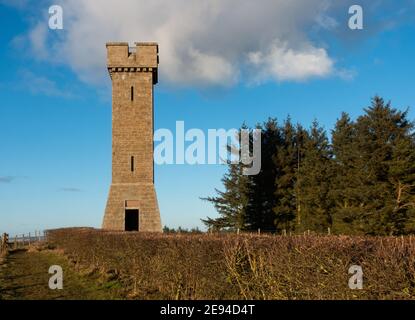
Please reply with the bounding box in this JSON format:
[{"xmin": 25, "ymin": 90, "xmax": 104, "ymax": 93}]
[
  {"xmin": 1, "ymin": 233, "xmax": 9, "ymax": 254},
  {"xmin": 258, "ymin": 228, "xmax": 261, "ymax": 235},
  {"xmin": 283, "ymin": 229, "xmax": 286, "ymax": 236}
]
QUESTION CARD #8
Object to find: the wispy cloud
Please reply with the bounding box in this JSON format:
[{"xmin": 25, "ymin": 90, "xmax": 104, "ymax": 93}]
[
  {"xmin": 17, "ymin": 70, "xmax": 75, "ymax": 98},
  {"xmin": 336, "ymin": 68, "xmax": 358, "ymax": 81},
  {"xmin": 0, "ymin": 0, "xmax": 29, "ymax": 9},
  {"xmin": 58, "ymin": 187, "xmax": 82, "ymax": 192},
  {"xmin": 28, "ymin": 23, "xmax": 50, "ymax": 60},
  {"xmin": 0, "ymin": 176, "xmax": 16, "ymax": 183}
]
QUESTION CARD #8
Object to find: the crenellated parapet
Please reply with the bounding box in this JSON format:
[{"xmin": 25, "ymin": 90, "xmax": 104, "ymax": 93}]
[{"xmin": 106, "ymin": 42, "xmax": 159, "ymax": 84}]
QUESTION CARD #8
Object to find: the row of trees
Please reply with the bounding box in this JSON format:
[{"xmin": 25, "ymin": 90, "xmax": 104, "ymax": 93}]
[{"xmin": 202, "ymin": 97, "xmax": 415, "ymax": 235}]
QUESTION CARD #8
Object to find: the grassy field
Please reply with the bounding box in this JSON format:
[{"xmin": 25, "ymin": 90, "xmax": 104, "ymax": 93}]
[{"xmin": 0, "ymin": 247, "xmax": 122, "ymax": 300}]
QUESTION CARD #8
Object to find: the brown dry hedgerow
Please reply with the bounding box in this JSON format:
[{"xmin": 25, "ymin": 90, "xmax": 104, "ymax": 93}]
[{"xmin": 45, "ymin": 228, "xmax": 415, "ymax": 300}]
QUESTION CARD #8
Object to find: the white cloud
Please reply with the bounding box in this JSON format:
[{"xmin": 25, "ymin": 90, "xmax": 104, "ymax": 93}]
[
  {"xmin": 247, "ymin": 41, "xmax": 334, "ymax": 83},
  {"xmin": 186, "ymin": 48, "xmax": 238, "ymax": 87},
  {"xmin": 21, "ymin": 0, "xmax": 356, "ymax": 87}
]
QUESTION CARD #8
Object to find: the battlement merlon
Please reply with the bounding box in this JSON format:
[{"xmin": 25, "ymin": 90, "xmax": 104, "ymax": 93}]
[{"xmin": 106, "ymin": 42, "xmax": 159, "ymax": 83}]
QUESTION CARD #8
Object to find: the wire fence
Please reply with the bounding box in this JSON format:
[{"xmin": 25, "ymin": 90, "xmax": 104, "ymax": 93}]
[
  {"xmin": 196, "ymin": 227, "xmax": 333, "ymax": 236},
  {"xmin": 1, "ymin": 231, "xmax": 46, "ymax": 254}
]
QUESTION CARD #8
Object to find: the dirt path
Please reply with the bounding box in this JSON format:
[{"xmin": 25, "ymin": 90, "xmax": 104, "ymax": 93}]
[{"xmin": 0, "ymin": 249, "xmax": 119, "ymax": 300}]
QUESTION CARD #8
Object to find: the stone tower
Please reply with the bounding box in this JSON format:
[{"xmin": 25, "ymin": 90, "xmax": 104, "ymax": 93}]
[{"xmin": 102, "ymin": 42, "xmax": 162, "ymax": 232}]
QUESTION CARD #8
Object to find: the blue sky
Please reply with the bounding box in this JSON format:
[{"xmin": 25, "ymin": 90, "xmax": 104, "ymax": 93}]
[{"xmin": 1, "ymin": 1, "xmax": 415, "ymax": 236}]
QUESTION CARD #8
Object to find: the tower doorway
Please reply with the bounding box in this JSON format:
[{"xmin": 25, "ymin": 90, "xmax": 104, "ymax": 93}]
[{"xmin": 125, "ymin": 209, "xmax": 139, "ymax": 231}]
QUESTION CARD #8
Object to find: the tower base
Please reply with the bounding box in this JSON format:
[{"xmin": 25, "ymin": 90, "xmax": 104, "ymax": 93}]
[{"xmin": 102, "ymin": 183, "xmax": 162, "ymax": 232}]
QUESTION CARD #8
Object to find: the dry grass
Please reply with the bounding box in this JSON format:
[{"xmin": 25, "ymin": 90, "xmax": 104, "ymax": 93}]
[{"xmin": 46, "ymin": 228, "xmax": 415, "ymax": 300}]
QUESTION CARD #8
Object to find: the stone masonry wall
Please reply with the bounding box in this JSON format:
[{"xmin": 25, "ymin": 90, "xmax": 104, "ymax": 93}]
[{"xmin": 102, "ymin": 42, "xmax": 162, "ymax": 232}]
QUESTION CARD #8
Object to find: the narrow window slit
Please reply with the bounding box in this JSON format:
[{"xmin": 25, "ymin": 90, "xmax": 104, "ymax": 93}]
[
  {"xmin": 131, "ymin": 156, "xmax": 134, "ymax": 172},
  {"xmin": 131, "ymin": 86, "xmax": 134, "ymax": 101}
]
